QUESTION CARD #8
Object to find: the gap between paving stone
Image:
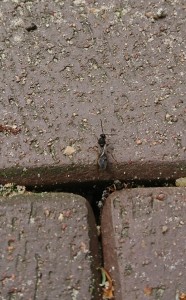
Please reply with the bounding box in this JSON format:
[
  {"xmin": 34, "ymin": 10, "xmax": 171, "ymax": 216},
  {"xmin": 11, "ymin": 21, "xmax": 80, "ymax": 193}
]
[
  {"xmin": 0, "ymin": 178, "xmax": 179, "ymax": 226},
  {"xmin": 0, "ymin": 160, "xmax": 185, "ymax": 186},
  {"xmin": 25, "ymin": 179, "xmax": 177, "ymax": 224}
]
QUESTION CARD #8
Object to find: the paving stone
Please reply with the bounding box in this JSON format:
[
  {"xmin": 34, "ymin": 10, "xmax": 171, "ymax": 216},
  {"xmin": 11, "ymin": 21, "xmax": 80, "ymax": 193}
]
[
  {"xmin": 101, "ymin": 187, "xmax": 186, "ymax": 300},
  {"xmin": 0, "ymin": 193, "xmax": 101, "ymax": 300},
  {"xmin": 0, "ymin": 0, "xmax": 186, "ymax": 185}
]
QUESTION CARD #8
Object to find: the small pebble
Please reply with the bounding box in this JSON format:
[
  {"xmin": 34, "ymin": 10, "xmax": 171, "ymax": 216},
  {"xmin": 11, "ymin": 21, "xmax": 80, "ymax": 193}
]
[
  {"xmin": 162, "ymin": 225, "xmax": 168, "ymax": 233},
  {"xmin": 136, "ymin": 139, "xmax": 142, "ymax": 145},
  {"xmin": 63, "ymin": 146, "xmax": 76, "ymax": 156},
  {"xmin": 156, "ymin": 193, "xmax": 166, "ymax": 201}
]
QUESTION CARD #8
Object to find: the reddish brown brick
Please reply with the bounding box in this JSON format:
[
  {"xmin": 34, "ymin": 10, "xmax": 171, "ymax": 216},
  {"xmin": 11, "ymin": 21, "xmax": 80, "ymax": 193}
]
[
  {"xmin": 0, "ymin": 1, "xmax": 185, "ymax": 185},
  {"xmin": 0, "ymin": 193, "xmax": 101, "ymax": 300},
  {"xmin": 101, "ymin": 187, "xmax": 186, "ymax": 300}
]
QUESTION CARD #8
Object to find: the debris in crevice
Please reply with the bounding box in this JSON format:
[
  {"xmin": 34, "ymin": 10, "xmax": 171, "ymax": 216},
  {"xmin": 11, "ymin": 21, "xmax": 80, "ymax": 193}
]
[
  {"xmin": 99, "ymin": 267, "xmax": 114, "ymax": 300},
  {"xmin": 0, "ymin": 183, "xmax": 26, "ymax": 197}
]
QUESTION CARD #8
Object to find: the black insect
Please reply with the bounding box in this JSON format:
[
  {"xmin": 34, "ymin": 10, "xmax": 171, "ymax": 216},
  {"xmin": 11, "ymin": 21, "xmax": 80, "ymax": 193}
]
[
  {"xmin": 97, "ymin": 180, "xmax": 125, "ymax": 210},
  {"xmin": 97, "ymin": 120, "xmax": 108, "ymax": 170},
  {"xmin": 98, "ymin": 134, "xmax": 106, "ymax": 148}
]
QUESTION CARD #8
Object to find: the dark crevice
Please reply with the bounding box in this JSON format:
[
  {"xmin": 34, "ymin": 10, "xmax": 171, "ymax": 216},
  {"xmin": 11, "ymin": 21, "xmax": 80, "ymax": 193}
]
[
  {"xmin": 26, "ymin": 179, "xmax": 176, "ymax": 225},
  {"xmin": 28, "ymin": 201, "xmax": 34, "ymax": 224},
  {"xmin": 33, "ymin": 254, "xmax": 41, "ymax": 300}
]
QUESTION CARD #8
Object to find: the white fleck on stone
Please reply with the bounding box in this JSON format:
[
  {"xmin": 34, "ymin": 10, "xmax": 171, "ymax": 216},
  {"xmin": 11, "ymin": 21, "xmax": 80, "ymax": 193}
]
[
  {"xmin": 71, "ymin": 288, "xmax": 79, "ymax": 300},
  {"xmin": 162, "ymin": 225, "xmax": 168, "ymax": 233},
  {"xmin": 13, "ymin": 34, "xmax": 23, "ymax": 43},
  {"xmin": 30, "ymin": 217, "xmax": 35, "ymax": 224},
  {"xmin": 74, "ymin": 0, "xmax": 85, "ymax": 5},
  {"xmin": 58, "ymin": 213, "xmax": 64, "ymax": 221}
]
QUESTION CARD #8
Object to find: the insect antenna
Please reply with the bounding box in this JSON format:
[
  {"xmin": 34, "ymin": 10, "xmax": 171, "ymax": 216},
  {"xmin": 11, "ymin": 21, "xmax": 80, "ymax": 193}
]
[
  {"xmin": 100, "ymin": 119, "xmax": 116, "ymax": 136},
  {"xmin": 100, "ymin": 119, "xmax": 104, "ymax": 134}
]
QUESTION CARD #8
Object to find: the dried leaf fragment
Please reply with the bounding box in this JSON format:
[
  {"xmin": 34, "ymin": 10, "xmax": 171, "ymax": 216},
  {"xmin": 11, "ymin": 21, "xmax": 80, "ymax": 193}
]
[
  {"xmin": 180, "ymin": 293, "xmax": 186, "ymax": 300},
  {"xmin": 100, "ymin": 267, "xmax": 114, "ymax": 299}
]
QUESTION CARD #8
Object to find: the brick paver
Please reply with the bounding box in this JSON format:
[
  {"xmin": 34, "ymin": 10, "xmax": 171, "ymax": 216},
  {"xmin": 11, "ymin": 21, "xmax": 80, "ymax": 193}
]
[
  {"xmin": 101, "ymin": 187, "xmax": 186, "ymax": 300},
  {"xmin": 0, "ymin": 0, "xmax": 185, "ymax": 184},
  {"xmin": 0, "ymin": 193, "xmax": 101, "ymax": 300}
]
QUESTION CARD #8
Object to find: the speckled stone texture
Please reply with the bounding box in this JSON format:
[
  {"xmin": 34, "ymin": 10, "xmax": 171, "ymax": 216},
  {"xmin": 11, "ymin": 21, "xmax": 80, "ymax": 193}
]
[
  {"xmin": 0, "ymin": 193, "xmax": 101, "ymax": 300},
  {"xmin": 101, "ymin": 187, "xmax": 186, "ymax": 300},
  {"xmin": 0, "ymin": 0, "xmax": 185, "ymax": 185}
]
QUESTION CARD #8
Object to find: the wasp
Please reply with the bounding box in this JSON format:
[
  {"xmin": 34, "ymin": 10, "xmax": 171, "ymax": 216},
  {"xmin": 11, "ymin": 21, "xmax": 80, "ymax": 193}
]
[{"xmin": 97, "ymin": 120, "xmax": 108, "ymax": 170}]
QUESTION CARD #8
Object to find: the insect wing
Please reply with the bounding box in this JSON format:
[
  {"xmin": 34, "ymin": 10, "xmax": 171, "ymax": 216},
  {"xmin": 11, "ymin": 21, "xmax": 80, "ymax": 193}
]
[{"xmin": 98, "ymin": 151, "xmax": 107, "ymax": 170}]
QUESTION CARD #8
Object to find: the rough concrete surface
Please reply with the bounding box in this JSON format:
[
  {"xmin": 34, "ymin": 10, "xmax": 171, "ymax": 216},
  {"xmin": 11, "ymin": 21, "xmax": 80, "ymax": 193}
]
[
  {"xmin": 0, "ymin": 193, "xmax": 101, "ymax": 300},
  {"xmin": 0, "ymin": 0, "xmax": 185, "ymax": 185},
  {"xmin": 101, "ymin": 187, "xmax": 186, "ymax": 300}
]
